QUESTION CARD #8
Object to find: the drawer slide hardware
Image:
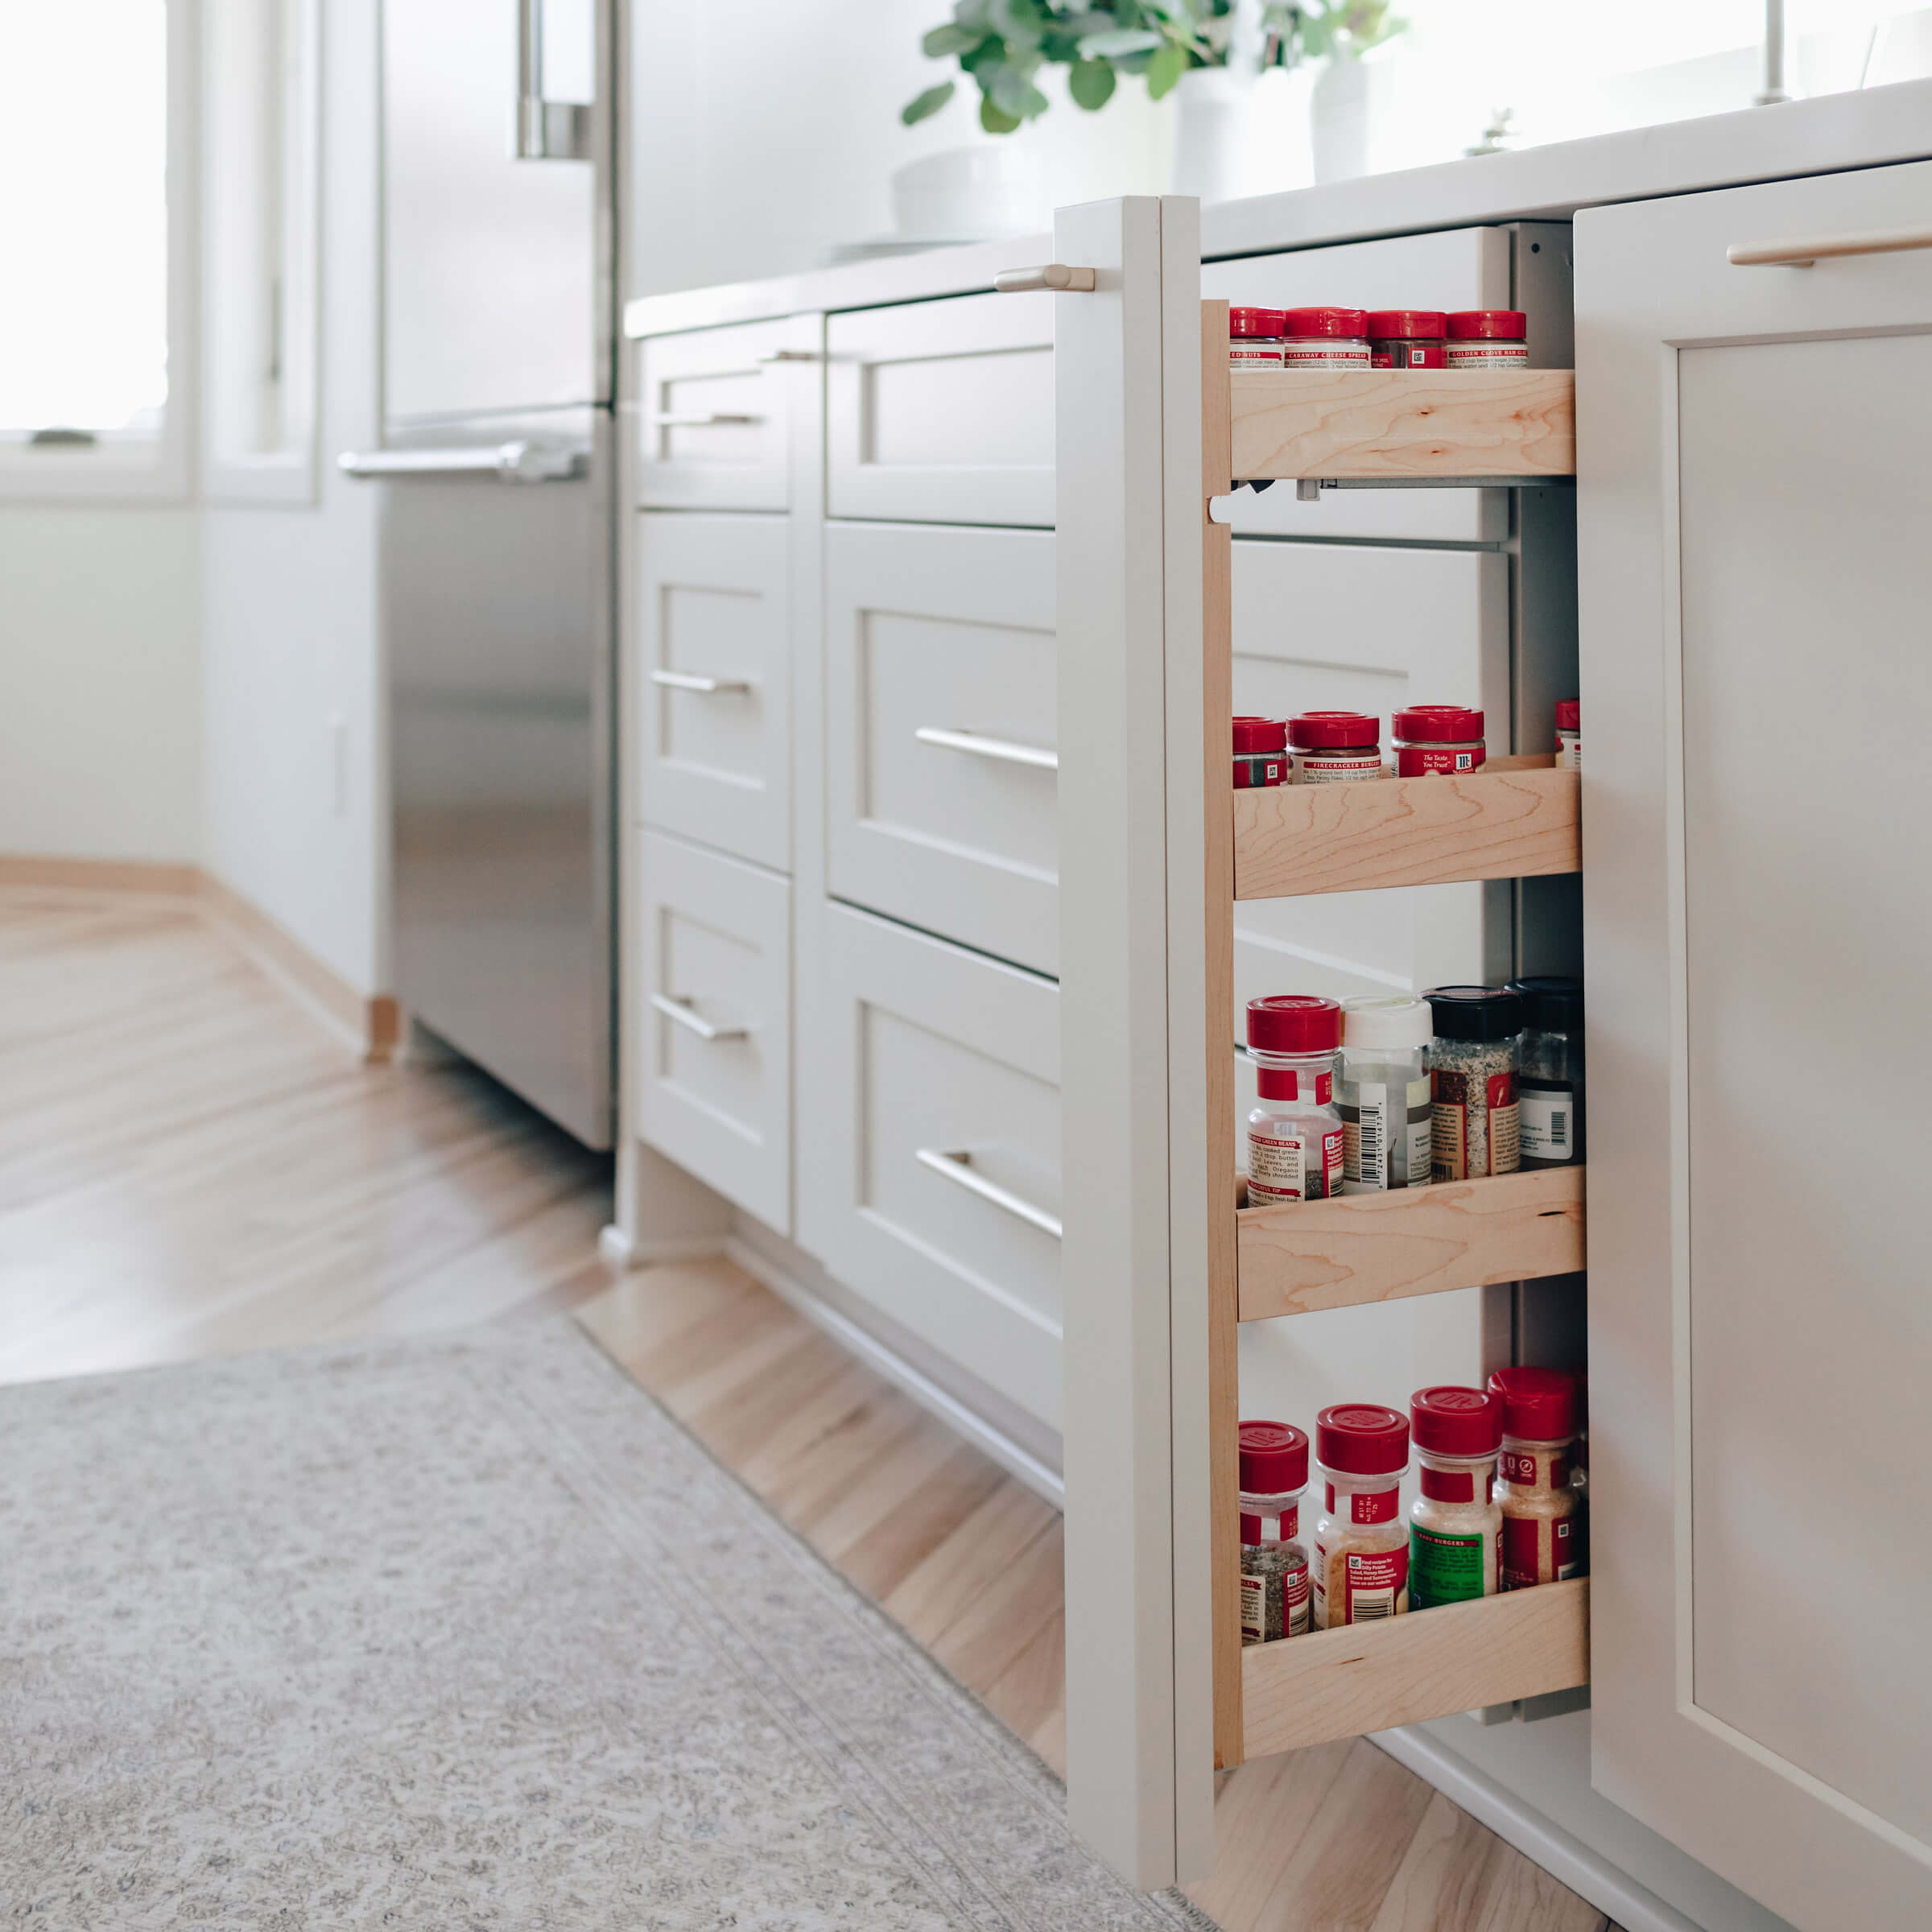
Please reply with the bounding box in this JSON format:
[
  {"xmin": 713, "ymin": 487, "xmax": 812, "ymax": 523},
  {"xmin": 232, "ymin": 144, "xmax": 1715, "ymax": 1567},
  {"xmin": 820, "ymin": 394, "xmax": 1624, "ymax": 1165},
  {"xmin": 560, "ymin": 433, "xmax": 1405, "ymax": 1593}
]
[
  {"xmin": 994, "ymin": 263, "xmax": 1097, "ymax": 294},
  {"xmin": 650, "ymin": 669, "xmax": 753, "ymax": 696},
  {"xmin": 650, "ymin": 993, "xmax": 749, "ymax": 1042},
  {"xmin": 915, "ymin": 1147, "xmax": 1063, "ymax": 1240},
  {"xmin": 914, "ymin": 725, "xmax": 1059, "ymax": 771}
]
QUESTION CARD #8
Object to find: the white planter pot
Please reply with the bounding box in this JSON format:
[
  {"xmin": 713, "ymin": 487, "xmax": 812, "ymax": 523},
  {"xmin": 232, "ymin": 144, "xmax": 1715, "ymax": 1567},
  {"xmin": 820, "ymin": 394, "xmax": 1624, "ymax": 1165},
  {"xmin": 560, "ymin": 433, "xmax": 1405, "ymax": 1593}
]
[
  {"xmin": 890, "ymin": 146, "xmax": 1043, "ymax": 242},
  {"xmin": 1170, "ymin": 66, "xmax": 1256, "ymax": 204},
  {"xmin": 1311, "ymin": 58, "xmax": 1370, "ymax": 184}
]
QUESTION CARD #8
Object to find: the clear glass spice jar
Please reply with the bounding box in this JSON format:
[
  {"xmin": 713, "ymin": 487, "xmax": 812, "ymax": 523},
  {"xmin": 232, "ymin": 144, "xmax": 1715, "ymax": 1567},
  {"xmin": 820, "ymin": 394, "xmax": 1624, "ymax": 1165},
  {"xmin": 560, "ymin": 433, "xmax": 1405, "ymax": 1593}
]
[
  {"xmin": 1278, "ymin": 306, "xmax": 1370, "ymax": 369},
  {"xmin": 1393, "ymin": 705, "xmax": 1486, "ymax": 778},
  {"xmin": 1312, "ymin": 1403, "xmax": 1410, "ymax": 1628},
  {"xmin": 1367, "ymin": 308, "xmax": 1448, "ymax": 369},
  {"xmin": 1489, "ymin": 1366, "xmax": 1583, "ymax": 1590},
  {"xmin": 1288, "ymin": 709, "xmax": 1381, "ymax": 784},
  {"xmin": 1507, "ymin": 975, "xmax": 1583, "ymax": 1169},
  {"xmin": 1245, "ymin": 995, "xmax": 1344, "ymax": 1204},
  {"xmin": 1409, "ymin": 1385, "xmax": 1503, "ymax": 1609},
  {"xmin": 1232, "ymin": 715, "xmax": 1288, "ymax": 789},
  {"xmin": 1338, "ymin": 995, "xmax": 1432, "ymax": 1193},
  {"xmin": 1228, "ymin": 306, "xmax": 1286, "ymax": 371},
  {"xmin": 1555, "ymin": 698, "xmax": 1580, "ymax": 770},
  {"xmin": 1447, "ymin": 309, "xmax": 1529, "ymax": 368},
  {"xmin": 1423, "ymin": 985, "xmax": 1523, "ymax": 1180},
  {"xmin": 1238, "ymin": 1418, "xmax": 1311, "ymax": 1645}
]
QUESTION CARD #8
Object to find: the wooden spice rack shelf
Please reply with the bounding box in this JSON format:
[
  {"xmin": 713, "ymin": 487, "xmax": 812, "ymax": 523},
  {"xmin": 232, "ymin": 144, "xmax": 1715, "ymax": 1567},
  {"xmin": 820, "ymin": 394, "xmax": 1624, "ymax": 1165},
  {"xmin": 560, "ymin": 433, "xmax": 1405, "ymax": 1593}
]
[
  {"xmin": 1236, "ymin": 1168, "xmax": 1586, "ymax": 1322},
  {"xmin": 1229, "ymin": 366, "xmax": 1576, "ymax": 483},
  {"xmin": 1241, "ymin": 1578, "xmax": 1590, "ymax": 1759},
  {"xmin": 1235, "ymin": 756, "xmax": 1579, "ymax": 901}
]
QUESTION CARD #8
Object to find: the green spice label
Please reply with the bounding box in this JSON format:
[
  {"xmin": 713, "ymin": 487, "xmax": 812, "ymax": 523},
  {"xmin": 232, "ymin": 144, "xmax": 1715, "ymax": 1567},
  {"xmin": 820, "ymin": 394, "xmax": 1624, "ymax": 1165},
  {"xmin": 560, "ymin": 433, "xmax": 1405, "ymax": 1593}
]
[{"xmin": 1410, "ymin": 1524, "xmax": 1489, "ymax": 1608}]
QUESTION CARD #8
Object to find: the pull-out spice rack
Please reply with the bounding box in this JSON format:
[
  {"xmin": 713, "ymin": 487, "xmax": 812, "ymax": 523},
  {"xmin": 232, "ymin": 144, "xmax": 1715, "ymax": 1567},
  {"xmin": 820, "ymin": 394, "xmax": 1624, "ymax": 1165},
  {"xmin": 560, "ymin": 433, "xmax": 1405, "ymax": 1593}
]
[{"xmin": 1198, "ymin": 301, "xmax": 1588, "ymax": 1770}]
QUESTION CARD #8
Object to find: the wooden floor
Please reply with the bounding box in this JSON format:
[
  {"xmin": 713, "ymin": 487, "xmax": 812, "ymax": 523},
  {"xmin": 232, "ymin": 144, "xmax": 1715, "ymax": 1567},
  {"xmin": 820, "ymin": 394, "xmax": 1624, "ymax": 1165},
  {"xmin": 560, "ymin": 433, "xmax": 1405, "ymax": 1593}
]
[{"xmin": 2, "ymin": 885, "xmax": 1617, "ymax": 1932}]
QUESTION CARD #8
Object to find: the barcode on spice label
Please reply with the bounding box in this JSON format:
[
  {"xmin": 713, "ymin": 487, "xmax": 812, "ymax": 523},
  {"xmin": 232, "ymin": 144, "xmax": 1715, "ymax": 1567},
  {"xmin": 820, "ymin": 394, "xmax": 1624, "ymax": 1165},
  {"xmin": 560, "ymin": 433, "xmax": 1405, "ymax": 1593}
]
[
  {"xmin": 1551, "ymin": 1113, "xmax": 1567, "ymax": 1145},
  {"xmin": 1352, "ymin": 1595, "xmax": 1393, "ymax": 1620}
]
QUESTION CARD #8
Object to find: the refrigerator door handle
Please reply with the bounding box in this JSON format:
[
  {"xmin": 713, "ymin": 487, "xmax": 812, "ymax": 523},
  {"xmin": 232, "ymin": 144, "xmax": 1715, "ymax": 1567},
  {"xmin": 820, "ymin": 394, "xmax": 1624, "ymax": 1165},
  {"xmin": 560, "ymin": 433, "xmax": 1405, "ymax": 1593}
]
[
  {"xmin": 336, "ymin": 442, "xmax": 588, "ymax": 483},
  {"xmin": 514, "ymin": 0, "xmax": 592, "ymax": 160}
]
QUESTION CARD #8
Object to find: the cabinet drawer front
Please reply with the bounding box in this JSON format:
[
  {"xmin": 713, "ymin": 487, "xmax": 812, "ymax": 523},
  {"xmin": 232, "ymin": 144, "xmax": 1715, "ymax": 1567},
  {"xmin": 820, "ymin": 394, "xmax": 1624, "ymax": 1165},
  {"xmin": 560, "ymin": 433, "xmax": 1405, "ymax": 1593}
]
[
  {"xmin": 635, "ymin": 317, "xmax": 811, "ymax": 510},
  {"xmin": 636, "ymin": 831, "xmax": 791, "ymax": 1231},
  {"xmin": 827, "ymin": 291, "xmax": 1055, "ymax": 526},
  {"xmin": 802, "ymin": 905, "xmax": 1061, "ymax": 1427},
  {"xmin": 1228, "ymin": 538, "xmax": 1509, "ymax": 1014},
  {"xmin": 825, "ymin": 522, "xmax": 1059, "ymax": 974},
  {"xmin": 636, "ymin": 513, "xmax": 791, "ymax": 869}
]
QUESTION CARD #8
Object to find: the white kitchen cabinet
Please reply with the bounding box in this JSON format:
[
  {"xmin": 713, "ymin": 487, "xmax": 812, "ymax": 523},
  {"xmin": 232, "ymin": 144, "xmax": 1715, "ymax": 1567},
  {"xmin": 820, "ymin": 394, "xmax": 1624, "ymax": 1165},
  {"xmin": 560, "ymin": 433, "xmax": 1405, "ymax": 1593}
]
[
  {"xmin": 1579, "ymin": 159, "xmax": 1932, "ymax": 1932},
  {"xmin": 635, "ymin": 512, "xmax": 791, "ymax": 870}
]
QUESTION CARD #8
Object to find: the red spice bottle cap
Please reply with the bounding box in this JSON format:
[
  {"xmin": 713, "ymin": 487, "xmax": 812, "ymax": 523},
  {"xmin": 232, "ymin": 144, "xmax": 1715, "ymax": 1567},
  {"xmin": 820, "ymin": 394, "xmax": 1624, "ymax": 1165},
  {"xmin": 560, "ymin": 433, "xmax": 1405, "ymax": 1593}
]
[
  {"xmin": 1238, "ymin": 1419, "xmax": 1309, "ymax": 1493},
  {"xmin": 1447, "ymin": 309, "xmax": 1528, "ymax": 341},
  {"xmin": 1410, "ymin": 1385, "xmax": 1502, "ymax": 1456},
  {"xmin": 1246, "ymin": 994, "xmax": 1342, "ymax": 1054},
  {"xmin": 1365, "ymin": 309, "xmax": 1447, "ymax": 341},
  {"xmin": 1228, "ymin": 307, "xmax": 1287, "ymax": 338},
  {"xmin": 1554, "ymin": 699, "xmax": 1580, "ymax": 731},
  {"xmin": 1287, "ymin": 709, "xmax": 1379, "ymax": 749},
  {"xmin": 1280, "ymin": 306, "xmax": 1368, "ymax": 340},
  {"xmin": 1488, "ymin": 1365, "xmax": 1578, "ymax": 1441},
  {"xmin": 1315, "ymin": 1403, "xmax": 1410, "ymax": 1476},
  {"xmin": 1393, "ymin": 704, "xmax": 1484, "ymax": 742},
  {"xmin": 1232, "ymin": 715, "xmax": 1287, "ymax": 753}
]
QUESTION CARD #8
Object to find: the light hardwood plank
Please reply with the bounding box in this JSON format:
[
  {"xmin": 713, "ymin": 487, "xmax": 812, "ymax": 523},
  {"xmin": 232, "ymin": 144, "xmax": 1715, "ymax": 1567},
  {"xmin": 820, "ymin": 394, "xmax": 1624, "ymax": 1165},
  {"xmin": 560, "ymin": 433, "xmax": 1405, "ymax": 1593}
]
[
  {"xmin": 1183, "ymin": 1740, "xmax": 1357, "ymax": 1932},
  {"xmin": 883, "ymin": 1478, "xmax": 1059, "ymax": 1652},
  {"xmin": 981, "ymin": 1604, "xmax": 1067, "ymax": 1767},
  {"xmin": 810, "ymin": 1426, "xmax": 1005, "ymax": 1592},
  {"xmin": 930, "ymin": 1516, "xmax": 1064, "ymax": 1690}
]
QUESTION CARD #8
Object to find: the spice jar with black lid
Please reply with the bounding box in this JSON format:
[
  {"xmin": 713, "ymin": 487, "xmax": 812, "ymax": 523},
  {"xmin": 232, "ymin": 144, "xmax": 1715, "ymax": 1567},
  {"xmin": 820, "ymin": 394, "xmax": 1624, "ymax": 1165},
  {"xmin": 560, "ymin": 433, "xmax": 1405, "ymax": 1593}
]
[
  {"xmin": 1312, "ymin": 1403, "xmax": 1410, "ymax": 1628},
  {"xmin": 1424, "ymin": 985, "xmax": 1522, "ymax": 1180},
  {"xmin": 1489, "ymin": 1366, "xmax": 1582, "ymax": 1589},
  {"xmin": 1367, "ymin": 310, "xmax": 1448, "ymax": 369},
  {"xmin": 1278, "ymin": 307, "xmax": 1370, "ymax": 369},
  {"xmin": 1238, "ymin": 1419, "xmax": 1311, "ymax": 1644},
  {"xmin": 1288, "ymin": 710, "xmax": 1381, "ymax": 784},
  {"xmin": 1507, "ymin": 976, "xmax": 1583, "ymax": 1168},
  {"xmin": 1447, "ymin": 310, "xmax": 1529, "ymax": 368},
  {"xmin": 1393, "ymin": 706, "xmax": 1486, "ymax": 777},
  {"xmin": 1228, "ymin": 307, "xmax": 1286, "ymax": 370},
  {"xmin": 1232, "ymin": 716, "xmax": 1287, "ymax": 789}
]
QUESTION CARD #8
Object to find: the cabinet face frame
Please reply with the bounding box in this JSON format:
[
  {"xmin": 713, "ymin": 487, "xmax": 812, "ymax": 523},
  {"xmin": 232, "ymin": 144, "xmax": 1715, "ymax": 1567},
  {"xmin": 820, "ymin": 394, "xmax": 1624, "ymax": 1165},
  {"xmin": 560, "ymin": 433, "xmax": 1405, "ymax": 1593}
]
[{"xmin": 1577, "ymin": 159, "xmax": 1932, "ymax": 1932}]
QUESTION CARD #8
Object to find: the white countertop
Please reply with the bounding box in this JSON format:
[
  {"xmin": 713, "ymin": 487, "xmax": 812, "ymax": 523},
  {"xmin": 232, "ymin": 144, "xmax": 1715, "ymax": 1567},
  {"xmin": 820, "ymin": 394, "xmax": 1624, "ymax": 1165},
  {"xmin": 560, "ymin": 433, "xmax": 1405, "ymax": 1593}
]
[{"xmin": 623, "ymin": 75, "xmax": 1932, "ymax": 339}]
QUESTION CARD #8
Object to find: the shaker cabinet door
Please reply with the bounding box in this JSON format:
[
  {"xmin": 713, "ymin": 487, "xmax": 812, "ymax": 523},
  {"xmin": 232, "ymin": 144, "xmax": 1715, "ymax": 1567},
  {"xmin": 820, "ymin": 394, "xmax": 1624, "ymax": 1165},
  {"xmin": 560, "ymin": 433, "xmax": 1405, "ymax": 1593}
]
[{"xmin": 1578, "ymin": 159, "xmax": 1932, "ymax": 1932}]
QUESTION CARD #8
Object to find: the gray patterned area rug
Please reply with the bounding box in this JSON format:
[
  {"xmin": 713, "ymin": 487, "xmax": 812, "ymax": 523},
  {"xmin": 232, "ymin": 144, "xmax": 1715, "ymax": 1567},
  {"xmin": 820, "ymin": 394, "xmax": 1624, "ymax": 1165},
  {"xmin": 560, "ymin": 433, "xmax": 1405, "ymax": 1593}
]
[{"xmin": 0, "ymin": 1320, "xmax": 1211, "ymax": 1930}]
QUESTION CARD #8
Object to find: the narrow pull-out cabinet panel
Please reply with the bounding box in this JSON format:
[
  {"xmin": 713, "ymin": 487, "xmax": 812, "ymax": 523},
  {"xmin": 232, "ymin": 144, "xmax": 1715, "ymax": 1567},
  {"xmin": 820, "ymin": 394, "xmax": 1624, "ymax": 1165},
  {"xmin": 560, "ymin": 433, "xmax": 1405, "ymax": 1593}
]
[
  {"xmin": 635, "ymin": 513, "xmax": 791, "ymax": 870},
  {"xmin": 799, "ymin": 903, "xmax": 1062, "ymax": 1429},
  {"xmin": 1579, "ymin": 159, "xmax": 1932, "ymax": 1932},
  {"xmin": 824, "ymin": 522, "xmax": 1059, "ymax": 975},
  {"xmin": 635, "ymin": 316, "xmax": 814, "ymax": 510},
  {"xmin": 827, "ymin": 291, "xmax": 1056, "ymax": 526},
  {"xmin": 636, "ymin": 830, "xmax": 791, "ymax": 1232}
]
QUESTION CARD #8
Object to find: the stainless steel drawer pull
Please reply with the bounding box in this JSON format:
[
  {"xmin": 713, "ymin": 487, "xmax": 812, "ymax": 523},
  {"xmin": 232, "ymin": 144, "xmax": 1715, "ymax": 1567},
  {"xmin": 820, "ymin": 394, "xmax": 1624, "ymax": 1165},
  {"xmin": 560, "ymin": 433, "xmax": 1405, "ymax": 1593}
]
[
  {"xmin": 914, "ymin": 726, "xmax": 1059, "ymax": 772},
  {"xmin": 650, "ymin": 993, "xmax": 749, "ymax": 1042},
  {"xmin": 650, "ymin": 411, "xmax": 762, "ymax": 427},
  {"xmin": 650, "ymin": 669, "xmax": 753, "ymax": 696},
  {"xmin": 994, "ymin": 263, "xmax": 1096, "ymax": 294},
  {"xmin": 336, "ymin": 441, "xmax": 585, "ymax": 483},
  {"xmin": 756, "ymin": 349, "xmax": 823, "ymax": 364},
  {"xmin": 914, "ymin": 1147, "xmax": 1063, "ymax": 1240},
  {"xmin": 1728, "ymin": 223, "xmax": 1932, "ymax": 268}
]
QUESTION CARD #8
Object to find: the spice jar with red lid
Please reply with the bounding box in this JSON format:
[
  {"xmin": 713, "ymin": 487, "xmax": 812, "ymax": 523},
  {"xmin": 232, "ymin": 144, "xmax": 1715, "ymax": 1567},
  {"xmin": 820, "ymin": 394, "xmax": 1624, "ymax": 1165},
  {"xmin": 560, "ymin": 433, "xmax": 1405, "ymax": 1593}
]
[
  {"xmin": 1409, "ymin": 1385, "xmax": 1503, "ymax": 1608},
  {"xmin": 1279, "ymin": 307, "xmax": 1370, "ymax": 369},
  {"xmin": 1288, "ymin": 710, "xmax": 1382, "ymax": 784},
  {"xmin": 1367, "ymin": 310, "xmax": 1448, "ymax": 369},
  {"xmin": 1393, "ymin": 705, "xmax": 1486, "ymax": 777},
  {"xmin": 1228, "ymin": 307, "xmax": 1286, "ymax": 371},
  {"xmin": 1555, "ymin": 699, "xmax": 1580, "ymax": 770},
  {"xmin": 1245, "ymin": 995, "xmax": 1344, "ymax": 1206},
  {"xmin": 1312, "ymin": 1403, "xmax": 1410, "ymax": 1628},
  {"xmin": 1238, "ymin": 1420, "xmax": 1311, "ymax": 1644},
  {"xmin": 1489, "ymin": 1366, "xmax": 1582, "ymax": 1589},
  {"xmin": 1447, "ymin": 311, "xmax": 1529, "ymax": 369},
  {"xmin": 1232, "ymin": 716, "xmax": 1287, "ymax": 789}
]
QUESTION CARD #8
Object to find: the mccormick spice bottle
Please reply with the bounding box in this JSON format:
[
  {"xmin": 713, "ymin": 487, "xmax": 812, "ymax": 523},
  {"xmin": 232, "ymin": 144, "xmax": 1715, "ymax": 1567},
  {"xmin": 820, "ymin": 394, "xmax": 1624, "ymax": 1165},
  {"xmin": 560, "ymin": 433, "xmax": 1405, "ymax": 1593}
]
[
  {"xmin": 1238, "ymin": 1420, "xmax": 1311, "ymax": 1644},
  {"xmin": 1392, "ymin": 706, "xmax": 1486, "ymax": 777},
  {"xmin": 1555, "ymin": 698, "xmax": 1580, "ymax": 769},
  {"xmin": 1245, "ymin": 995, "xmax": 1344, "ymax": 1205},
  {"xmin": 1337, "ymin": 996, "xmax": 1432, "ymax": 1193},
  {"xmin": 1507, "ymin": 976, "xmax": 1583, "ymax": 1168},
  {"xmin": 1409, "ymin": 1385, "xmax": 1504, "ymax": 1608},
  {"xmin": 1367, "ymin": 310, "xmax": 1448, "ymax": 369},
  {"xmin": 1287, "ymin": 710, "xmax": 1381, "ymax": 784},
  {"xmin": 1312, "ymin": 1404, "xmax": 1410, "ymax": 1627},
  {"xmin": 1229, "ymin": 307, "xmax": 1286, "ymax": 371},
  {"xmin": 1232, "ymin": 716, "xmax": 1288, "ymax": 789},
  {"xmin": 1278, "ymin": 307, "xmax": 1371, "ymax": 369},
  {"xmin": 1423, "ymin": 985, "xmax": 1523, "ymax": 1180},
  {"xmin": 1489, "ymin": 1366, "xmax": 1583, "ymax": 1589},
  {"xmin": 1447, "ymin": 310, "xmax": 1530, "ymax": 368}
]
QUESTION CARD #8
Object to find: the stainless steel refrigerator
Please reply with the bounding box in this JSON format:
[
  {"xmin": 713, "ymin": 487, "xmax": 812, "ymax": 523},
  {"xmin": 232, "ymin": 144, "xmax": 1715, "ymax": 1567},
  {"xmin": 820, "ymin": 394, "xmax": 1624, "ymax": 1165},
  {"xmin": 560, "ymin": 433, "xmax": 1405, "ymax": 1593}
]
[{"xmin": 342, "ymin": 0, "xmax": 615, "ymax": 1147}]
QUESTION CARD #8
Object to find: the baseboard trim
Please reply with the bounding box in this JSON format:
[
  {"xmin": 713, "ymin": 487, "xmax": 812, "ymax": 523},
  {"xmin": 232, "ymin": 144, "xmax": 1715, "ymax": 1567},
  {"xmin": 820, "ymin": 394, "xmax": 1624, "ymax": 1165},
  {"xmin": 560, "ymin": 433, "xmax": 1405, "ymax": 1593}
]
[
  {"xmin": 1369, "ymin": 1726, "xmax": 1702, "ymax": 1932},
  {"xmin": 722, "ymin": 1234, "xmax": 1065, "ymax": 1510},
  {"xmin": 0, "ymin": 853, "xmax": 200, "ymax": 897}
]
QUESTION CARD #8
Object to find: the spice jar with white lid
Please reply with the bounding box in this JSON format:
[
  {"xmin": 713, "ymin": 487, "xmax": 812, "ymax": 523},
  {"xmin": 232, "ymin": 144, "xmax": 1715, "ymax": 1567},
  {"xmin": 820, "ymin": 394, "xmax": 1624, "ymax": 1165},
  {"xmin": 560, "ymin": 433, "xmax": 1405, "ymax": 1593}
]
[
  {"xmin": 1424, "ymin": 985, "xmax": 1522, "ymax": 1180},
  {"xmin": 1489, "ymin": 1366, "xmax": 1583, "ymax": 1589},
  {"xmin": 1312, "ymin": 1404, "xmax": 1410, "ymax": 1628},
  {"xmin": 1507, "ymin": 975, "xmax": 1583, "ymax": 1168},
  {"xmin": 1447, "ymin": 310, "xmax": 1529, "ymax": 368},
  {"xmin": 1409, "ymin": 1386, "xmax": 1503, "ymax": 1608},
  {"xmin": 1555, "ymin": 699, "xmax": 1580, "ymax": 770},
  {"xmin": 1232, "ymin": 716, "xmax": 1287, "ymax": 789},
  {"xmin": 1238, "ymin": 1419, "xmax": 1311, "ymax": 1644},
  {"xmin": 1367, "ymin": 309, "xmax": 1448, "ymax": 369},
  {"xmin": 1245, "ymin": 995, "xmax": 1344, "ymax": 1205},
  {"xmin": 1288, "ymin": 710, "xmax": 1381, "ymax": 784},
  {"xmin": 1393, "ymin": 706, "xmax": 1486, "ymax": 777},
  {"xmin": 1228, "ymin": 307, "xmax": 1286, "ymax": 370},
  {"xmin": 1279, "ymin": 307, "xmax": 1370, "ymax": 369},
  {"xmin": 1338, "ymin": 996, "xmax": 1431, "ymax": 1193}
]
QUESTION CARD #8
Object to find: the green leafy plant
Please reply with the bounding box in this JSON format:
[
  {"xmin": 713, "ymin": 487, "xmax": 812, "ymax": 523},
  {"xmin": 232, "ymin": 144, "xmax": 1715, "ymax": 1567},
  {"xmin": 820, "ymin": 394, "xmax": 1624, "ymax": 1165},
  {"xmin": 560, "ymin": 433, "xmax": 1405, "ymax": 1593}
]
[{"xmin": 902, "ymin": 2, "xmax": 1406, "ymax": 134}]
